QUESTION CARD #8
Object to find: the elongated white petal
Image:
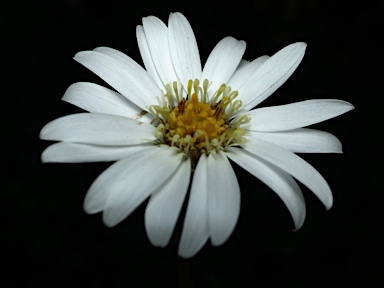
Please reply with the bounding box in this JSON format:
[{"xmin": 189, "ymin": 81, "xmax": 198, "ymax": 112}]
[
  {"xmin": 228, "ymin": 55, "xmax": 269, "ymax": 89},
  {"xmin": 145, "ymin": 157, "xmax": 191, "ymax": 247},
  {"xmin": 136, "ymin": 25, "xmax": 164, "ymax": 89},
  {"xmin": 242, "ymin": 137, "xmax": 333, "ymax": 209},
  {"xmin": 202, "ymin": 37, "xmax": 246, "ymax": 94},
  {"xmin": 62, "ymin": 82, "xmax": 154, "ymax": 123},
  {"xmin": 42, "ymin": 142, "xmax": 154, "ymax": 163},
  {"xmin": 226, "ymin": 147, "xmax": 306, "ymax": 230},
  {"xmin": 83, "ymin": 145, "xmax": 156, "ymax": 214},
  {"xmin": 40, "ymin": 113, "xmax": 156, "ymax": 145},
  {"xmin": 92, "ymin": 47, "xmax": 161, "ymax": 105},
  {"xmin": 74, "ymin": 50, "xmax": 158, "ymax": 111},
  {"xmin": 168, "ymin": 12, "xmax": 202, "ymax": 86},
  {"xmin": 244, "ymin": 99, "xmax": 355, "ymax": 131},
  {"xmin": 142, "ymin": 16, "xmax": 178, "ymax": 85},
  {"xmin": 207, "ymin": 151, "xmax": 240, "ymax": 246},
  {"xmin": 178, "ymin": 154, "xmax": 209, "ymax": 258},
  {"xmin": 247, "ymin": 128, "xmax": 342, "ymax": 153},
  {"xmin": 102, "ymin": 147, "xmax": 183, "ymax": 227},
  {"xmin": 238, "ymin": 42, "xmax": 306, "ymax": 110},
  {"xmin": 236, "ymin": 59, "xmax": 250, "ymax": 70}
]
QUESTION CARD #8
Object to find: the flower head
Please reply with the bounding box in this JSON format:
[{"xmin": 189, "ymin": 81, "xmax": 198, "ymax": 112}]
[{"xmin": 40, "ymin": 12, "xmax": 354, "ymax": 258}]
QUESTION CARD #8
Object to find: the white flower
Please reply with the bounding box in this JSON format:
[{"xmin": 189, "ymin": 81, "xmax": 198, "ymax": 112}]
[{"xmin": 40, "ymin": 12, "xmax": 354, "ymax": 258}]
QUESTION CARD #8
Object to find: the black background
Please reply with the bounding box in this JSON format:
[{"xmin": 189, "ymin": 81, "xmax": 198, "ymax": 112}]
[{"xmin": 2, "ymin": 0, "xmax": 382, "ymax": 287}]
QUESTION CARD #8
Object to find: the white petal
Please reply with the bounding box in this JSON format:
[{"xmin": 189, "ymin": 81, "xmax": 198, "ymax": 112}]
[
  {"xmin": 74, "ymin": 49, "xmax": 159, "ymax": 111},
  {"xmin": 226, "ymin": 147, "xmax": 306, "ymax": 230},
  {"xmin": 168, "ymin": 12, "xmax": 202, "ymax": 86},
  {"xmin": 102, "ymin": 146, "xmax": 183, "ymax": 227},
  {"xmin": 228, "ymin": 55, "xmax": 269, "ymax": 89},
  {"xmin": 247, "ymin": 128, "xmax": 343, "ymax": 153},
  {"xmin": 136, "ymin": 25, "xmax": 164, "ymax": 89},
  {"xmin": 62, "ymin": 82, "xmax": 154, "ymax": 123},
  {"xmin": 178, "ymin": 154, "xmax": 209, "ymax": 258},
  {"xmin": 42, "ymin": 142, "xmax": 153, "ymax": 163},
  {"xmin": 207, "ymin": 150, "xmax": 240, "ymax": 246},
  {"xmin": 242, "ymin": 137, "xmax": 333, "ymax": 209},
  {"xmin": 236, "ymin": 59, "xmax": 250, "ymax": 70},
  {"xmin": 244, "ymin": 99, "xmax": 355, "ymax": 131},
  {"xmin": 238, "ymin": 42, "xmax": 307, "ymax": 110},
  {"xmin": 145, "ymin": 157, "xmax": 191, "ymax": 247},
  {"xmin": 83, "ymin": 145, "xmax": 156, "ymax": 214},
  {"xmin": 40, "ymin": 113, "xmax": 156, "ymax": 145},
  {"xmin": 202, "ymin": 37, "xmax": 246, "ymax": 94},
  {"xmin": 142, "ymin": 16, "xmax": 178, "ymax": 85}
]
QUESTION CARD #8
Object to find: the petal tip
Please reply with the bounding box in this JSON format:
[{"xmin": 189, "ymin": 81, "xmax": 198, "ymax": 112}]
[
  {"xmin": 41, "ymin": 150, "xmax": 49, "ymax": 163},
  {"xmin": 171, "ymin": 12, "xmax": 183, "ymax": 18},
  {"xmin": 83, "ymin": 196, "xmax": 102, "ymax": 215},
  {"xmin": 290, "ymin": 42, "xmax": 307, "ymax": 54},
  {"xmin": 73, "ymin": 51, "xmax": 83, "ymax": 60},
  {"xmin": 82, "ymin": 202, "xmax": 93, "ymax": 215},
  {"xmin": 297, "ymin": 42, "xmax": 307, "ymax": 48},
  {"xmin": 177, "ymin": 248, "xmax": 195, "ymax": 259},
  {"xmin": 325, "ymin": 201, "xmax": 333, "ymax": 211},
  {"xmin": 39, "ymin": 127, "xmax": 48, "ymax": 140},
  {"xmin": 288, "ymin": 42, "xmax": 307, "ymax": 51},
  {"xmin": 293, "ymin": 220, "xmax": 305, "ymax": 232},
  {"xmin": 102, "ymin": 213, "xmax": 118, "ymax": 228}
]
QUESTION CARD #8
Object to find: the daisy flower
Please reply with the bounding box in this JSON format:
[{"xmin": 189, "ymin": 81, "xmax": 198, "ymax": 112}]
[{"xmin": 40, "ymin": 12, "xmax": 354, "ymax": 258}]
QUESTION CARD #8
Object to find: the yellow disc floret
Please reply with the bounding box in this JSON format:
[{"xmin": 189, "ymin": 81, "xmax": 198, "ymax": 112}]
[{"xmin": 150, "ymin": 79, "xmax": 250, "ymax": 162}]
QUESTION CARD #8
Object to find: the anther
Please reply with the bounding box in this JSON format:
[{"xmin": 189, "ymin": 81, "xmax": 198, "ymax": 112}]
[
  {"xmin": 178, "ymin": 98, "xmax": 186, "ymax": 113},
  {"xmin": 213, "ymin": 107, "xmax": 222, "ymax": 118},
  {"xmin": 192, "ymin": 94, "xmax": 200, "ymax": 113}
]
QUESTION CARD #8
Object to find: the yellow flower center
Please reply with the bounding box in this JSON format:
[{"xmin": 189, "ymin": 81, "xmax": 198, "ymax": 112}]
[{"xmin": 150, "ymin": 79, "xmax": 250, "ymax": 163}]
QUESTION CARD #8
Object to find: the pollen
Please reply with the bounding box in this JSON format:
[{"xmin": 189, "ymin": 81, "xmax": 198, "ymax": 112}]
[{"xmin": 150, "ymin": 79, "xmax": 250, "ymax": 162}]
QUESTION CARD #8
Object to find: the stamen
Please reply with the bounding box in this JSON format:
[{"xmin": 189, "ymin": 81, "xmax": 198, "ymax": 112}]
[
  {"xmin": 187, "ymin": 79, "xmax": 193, "ymax": 99},
  {"xmin": 225, "ymin": 137, "xmax": 233, "ymax": 148},
  {"xmin": 202, "ymin": 79, "xmax": 209, "ymax": 102},
  {"xmin": 184, "ymin": 135, "xmax": 191, "ymax": 153},
  {"xmin": 171, "ymin": 134, "xmax": 180, "ymax": 147},
  {"xmin": 164, "ymin": 84, "xmax": 174, "ymax": 109},
  {"xmin": 211, "ymin": 138, "xmax": 219, "ymax": 148},
  {"xmin": 173, "ymin": 81, "xmax": 180, "ymax": 103},
  {"xmin": 213, "ymin": 107, "xmax": 222, "ymax": 118},
  {"xmin": 210, "ymin": 83, "xmax": 226, "ymax": 105},
  {"xmin": 193, "ymin": 79, "xmax": 200, "ymax": 99},
  {"xmin": 178, "ymin": 98, "xmax": 186, "ymax": 113},
  {"xmin": 226, "ymin": 100, "xmax": 242, "ymax": 119},
  {"xmin": 219, "ymin": 133, "xmax": 226, "ymax": 146},
  {"xmin": 192, "ymin": 94, "xmax": 200, "ymax": 113},
  {"xmin": 195, "ymin": 129, "xmax": 203, "ymax": 138}
]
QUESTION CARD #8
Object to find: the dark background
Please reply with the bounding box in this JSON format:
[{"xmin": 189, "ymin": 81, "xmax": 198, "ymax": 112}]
[{"xmin": 2, "ymin": 0, "xmax": 382, "ymax": 287}]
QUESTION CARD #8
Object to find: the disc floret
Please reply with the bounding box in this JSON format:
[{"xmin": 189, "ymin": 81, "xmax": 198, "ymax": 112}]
[{"xmin": 150, "ymin": 79, "xmax": 250, "ymax": 162}]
